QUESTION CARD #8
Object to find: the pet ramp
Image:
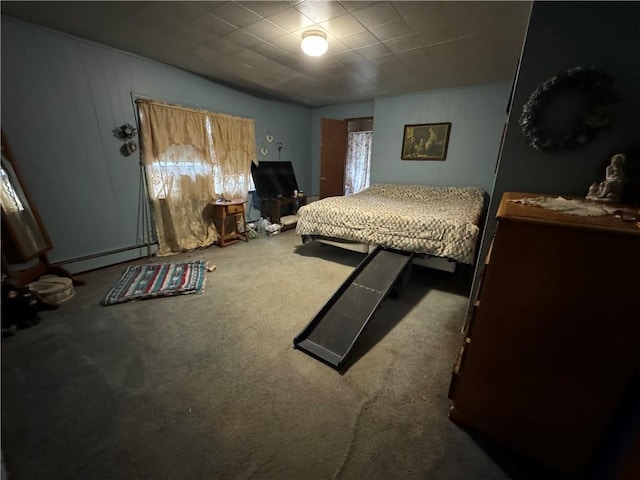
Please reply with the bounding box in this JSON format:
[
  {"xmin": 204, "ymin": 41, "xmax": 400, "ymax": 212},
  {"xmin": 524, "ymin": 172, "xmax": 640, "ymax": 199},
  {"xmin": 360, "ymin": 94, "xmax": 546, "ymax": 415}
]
[{"xmin": 294, "ymin": 246, "xmax": 414, "ymax": 369}]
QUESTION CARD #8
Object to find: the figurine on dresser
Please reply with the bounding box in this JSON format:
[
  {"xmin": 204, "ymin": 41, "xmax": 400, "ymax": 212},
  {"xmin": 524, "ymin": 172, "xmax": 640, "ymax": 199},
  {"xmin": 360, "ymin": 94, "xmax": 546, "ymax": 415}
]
[{"xmin": 586, "ymin": 153, "xmax": 626, "ymax": 203}]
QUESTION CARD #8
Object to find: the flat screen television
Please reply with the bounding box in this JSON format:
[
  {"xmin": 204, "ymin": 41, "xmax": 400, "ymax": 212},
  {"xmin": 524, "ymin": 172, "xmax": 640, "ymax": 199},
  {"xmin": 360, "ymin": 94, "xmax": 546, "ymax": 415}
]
[{"xmin": 251, "ymin": 161, "xmax": 299, "ymax": 199}]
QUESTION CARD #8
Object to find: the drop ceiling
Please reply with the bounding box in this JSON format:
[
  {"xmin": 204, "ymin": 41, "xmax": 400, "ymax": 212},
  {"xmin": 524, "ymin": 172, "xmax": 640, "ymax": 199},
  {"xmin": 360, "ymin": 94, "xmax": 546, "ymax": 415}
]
[{"xmin": 1, "ymin": 1, "xmax": 532, "ymax": 107}]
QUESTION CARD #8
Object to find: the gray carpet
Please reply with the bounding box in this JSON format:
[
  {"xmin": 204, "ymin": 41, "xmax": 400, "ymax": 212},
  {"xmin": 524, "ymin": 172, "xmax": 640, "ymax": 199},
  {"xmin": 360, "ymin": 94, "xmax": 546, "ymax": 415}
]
[{"xmin": 0, "ymin": 231, "xmax": 565, "ymax": 479}]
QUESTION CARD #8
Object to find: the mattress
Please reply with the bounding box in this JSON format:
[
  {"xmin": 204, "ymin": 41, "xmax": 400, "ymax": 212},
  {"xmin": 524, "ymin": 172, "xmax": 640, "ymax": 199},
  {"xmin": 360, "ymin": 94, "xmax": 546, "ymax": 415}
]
[{"xmin": 295, "ymin": 184, "xmax": 485, "ymax": 264}]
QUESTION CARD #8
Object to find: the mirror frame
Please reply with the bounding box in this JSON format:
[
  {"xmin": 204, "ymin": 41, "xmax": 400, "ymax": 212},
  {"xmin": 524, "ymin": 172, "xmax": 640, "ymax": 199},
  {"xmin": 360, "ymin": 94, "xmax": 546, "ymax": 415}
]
[{"xmin": 1, "ymin": 130, "xmax": 54, "ymax": 263}]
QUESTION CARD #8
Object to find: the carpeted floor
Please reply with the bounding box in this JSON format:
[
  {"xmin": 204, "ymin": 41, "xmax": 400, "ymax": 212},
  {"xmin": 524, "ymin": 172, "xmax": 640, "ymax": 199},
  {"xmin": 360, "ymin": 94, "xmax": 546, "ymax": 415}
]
[{"xmin": 0, "ymin": 230, "xmax": 626, "ymax": 479}]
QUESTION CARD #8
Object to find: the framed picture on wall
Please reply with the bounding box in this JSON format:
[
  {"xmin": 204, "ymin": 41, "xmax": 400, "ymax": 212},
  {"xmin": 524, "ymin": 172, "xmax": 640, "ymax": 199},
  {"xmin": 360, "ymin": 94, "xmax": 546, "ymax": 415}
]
[{"xmin": 401, "ymin": 122, "xmax": 451, "ymax": 160}]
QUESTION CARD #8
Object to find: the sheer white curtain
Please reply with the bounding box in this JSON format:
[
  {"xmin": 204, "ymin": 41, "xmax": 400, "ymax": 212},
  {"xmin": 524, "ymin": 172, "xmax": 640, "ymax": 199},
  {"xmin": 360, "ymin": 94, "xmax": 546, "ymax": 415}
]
[
  {"xmin": 344, "ymin": 131, "xmax": 372, "ymax": 195},
  {"xmin": 137, "ymin": 100, "xmax": 256, "ymax": 256}
]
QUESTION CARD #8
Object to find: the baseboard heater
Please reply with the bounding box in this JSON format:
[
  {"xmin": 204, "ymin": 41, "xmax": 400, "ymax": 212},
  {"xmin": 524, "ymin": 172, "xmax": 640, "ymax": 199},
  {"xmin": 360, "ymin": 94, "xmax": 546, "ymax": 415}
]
[
  {"xmin": 293, "ymin": 246, "xmax": 414, "ymax": 369},
  {"xmin": 51, "ymin": 243, "xmax": 156, "ymax": 267}
]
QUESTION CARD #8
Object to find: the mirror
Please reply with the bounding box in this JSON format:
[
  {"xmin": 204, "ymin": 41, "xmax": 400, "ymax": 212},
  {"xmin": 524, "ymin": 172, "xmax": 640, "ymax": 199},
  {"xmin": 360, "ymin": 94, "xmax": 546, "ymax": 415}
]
[
  {"xmin": 1, "ymin": 131, "xmax": 53, "ymax": 262},
  {"xmin": 1, "ymin": 131, "xmax": 85, "ymax": 288}
]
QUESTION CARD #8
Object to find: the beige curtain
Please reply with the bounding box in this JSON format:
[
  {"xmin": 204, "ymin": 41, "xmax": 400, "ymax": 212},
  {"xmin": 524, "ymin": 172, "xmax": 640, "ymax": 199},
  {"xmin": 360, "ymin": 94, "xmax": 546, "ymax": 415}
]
[
  {"xmin": 137, "ymin": 101, "xmax": 208, "ymax": 256},
  {"xmin": 137, "ymin": 99, "xmax": 256, "ymax": 256},
  {"xmin": 210, "ymin": 113, "xmax": 256, "ymax": 200}
]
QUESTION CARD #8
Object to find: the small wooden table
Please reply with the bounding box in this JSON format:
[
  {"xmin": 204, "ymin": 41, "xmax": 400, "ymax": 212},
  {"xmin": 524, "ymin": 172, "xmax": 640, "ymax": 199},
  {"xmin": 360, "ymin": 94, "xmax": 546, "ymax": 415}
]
[{"xmin": 210, "ymin": 199, "xmax": 249, "ymax": 247}]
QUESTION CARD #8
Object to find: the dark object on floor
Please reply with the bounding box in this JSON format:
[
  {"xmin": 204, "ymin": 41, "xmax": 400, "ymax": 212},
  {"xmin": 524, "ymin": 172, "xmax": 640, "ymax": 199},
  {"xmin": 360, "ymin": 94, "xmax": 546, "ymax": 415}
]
[
  {"xmin": 2, "ymin": 282, "xmax": 42, "ymax": 336},
  {"xmin": 294, "ymin": 246, "xmax": 413, "ymax": 369}
]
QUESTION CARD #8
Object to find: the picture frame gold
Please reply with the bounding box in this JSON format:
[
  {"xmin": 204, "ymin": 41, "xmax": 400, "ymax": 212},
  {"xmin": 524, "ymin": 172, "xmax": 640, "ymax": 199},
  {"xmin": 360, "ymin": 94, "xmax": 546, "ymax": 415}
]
[{"xmin": 401, "ymin": 122, "xmax": 451, "ymax": 160}]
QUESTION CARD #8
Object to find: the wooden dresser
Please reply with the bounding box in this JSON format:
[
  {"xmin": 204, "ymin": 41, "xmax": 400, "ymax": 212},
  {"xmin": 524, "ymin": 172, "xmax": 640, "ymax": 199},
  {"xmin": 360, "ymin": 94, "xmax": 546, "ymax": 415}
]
[{"xmin": 448, "ymin": 192, "xmax": 640, "ymax": 477}]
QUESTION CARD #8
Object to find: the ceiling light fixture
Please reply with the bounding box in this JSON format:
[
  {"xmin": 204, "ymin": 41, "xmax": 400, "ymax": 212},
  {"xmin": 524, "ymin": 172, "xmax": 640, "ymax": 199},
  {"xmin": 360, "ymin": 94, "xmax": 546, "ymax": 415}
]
[{"xmin": 301, "ymin": 30, "xmax": 328, "ymax": 57}]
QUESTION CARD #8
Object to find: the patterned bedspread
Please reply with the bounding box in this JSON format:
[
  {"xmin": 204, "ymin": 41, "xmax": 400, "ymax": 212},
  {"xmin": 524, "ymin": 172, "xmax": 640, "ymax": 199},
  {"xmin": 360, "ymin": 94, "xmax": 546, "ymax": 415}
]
[{"xmin": 295, "ymin": 184, "xmax": 485, "ymax": 264}]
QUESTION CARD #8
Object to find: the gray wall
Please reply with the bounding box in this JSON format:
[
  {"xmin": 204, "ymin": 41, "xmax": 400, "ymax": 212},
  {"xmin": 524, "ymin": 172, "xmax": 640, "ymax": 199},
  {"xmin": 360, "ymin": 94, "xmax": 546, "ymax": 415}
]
[
  {"xmin": 371, "ymin": 83, "xmax": 510, "ymax": 194},
  {"xmin": 469, "ymin": 1, "xmax": 640, "ymax": 323},
  {"xmin": 309, "ymin": 82, "xmax": 510, "ymax": 197},
  {"xmin": 1, "ymin": 17, "xmax": 311, "ymax": 273}
]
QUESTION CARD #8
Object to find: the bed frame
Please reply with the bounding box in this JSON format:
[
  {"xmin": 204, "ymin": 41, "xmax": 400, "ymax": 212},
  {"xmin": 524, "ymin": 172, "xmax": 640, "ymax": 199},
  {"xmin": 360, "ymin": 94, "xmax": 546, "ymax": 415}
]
[{"xmin": 302, "ymin": 235, "xmax": 457, "ymax": 273}]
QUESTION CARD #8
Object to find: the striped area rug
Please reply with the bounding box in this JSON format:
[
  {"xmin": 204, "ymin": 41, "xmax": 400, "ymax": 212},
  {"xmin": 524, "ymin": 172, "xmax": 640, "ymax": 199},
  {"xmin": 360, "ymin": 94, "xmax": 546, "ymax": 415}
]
[{"xmin": 101, "ymin": 260, "xmax": 208, "ymax": 306}]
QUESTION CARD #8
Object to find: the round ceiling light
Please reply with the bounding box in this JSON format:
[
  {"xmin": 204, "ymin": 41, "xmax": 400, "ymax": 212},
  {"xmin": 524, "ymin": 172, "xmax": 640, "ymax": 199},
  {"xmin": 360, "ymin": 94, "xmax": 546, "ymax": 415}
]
[{"xmin": 301, "ymin": 30, "xmax": 328, "ymax": 57}]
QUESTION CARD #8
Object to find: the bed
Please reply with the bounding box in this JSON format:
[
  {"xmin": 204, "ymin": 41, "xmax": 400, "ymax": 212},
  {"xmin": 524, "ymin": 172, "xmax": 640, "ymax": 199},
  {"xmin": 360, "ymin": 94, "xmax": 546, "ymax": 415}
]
[{"xmin": 295, "ymin": 184, "xmax": 486, "ymax": 267}]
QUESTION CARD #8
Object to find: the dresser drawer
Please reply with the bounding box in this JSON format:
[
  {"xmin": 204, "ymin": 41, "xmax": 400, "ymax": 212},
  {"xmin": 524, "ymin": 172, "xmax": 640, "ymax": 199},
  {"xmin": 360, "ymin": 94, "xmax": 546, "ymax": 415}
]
[{"xmin": 226, "ymin": 204, "xmax": 244, "ymax": 215}]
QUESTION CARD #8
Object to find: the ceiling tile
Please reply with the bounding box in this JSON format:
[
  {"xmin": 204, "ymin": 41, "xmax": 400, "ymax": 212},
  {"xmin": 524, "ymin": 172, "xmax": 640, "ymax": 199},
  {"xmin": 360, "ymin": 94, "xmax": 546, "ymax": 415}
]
[
  {"xmin": 251, "ymin": 41, "xmax": 287, "ymax": 60},
  {"xmin": 232, "ymin": 48, "xmax": 273, "ymax": 66},
  {"xmin": 234, "ymin": 56, "xmax": 285, "ymax": 78},
  {"xmin": 404, "ymin": 11, "xmax": 455, "ymax": 33},
  {"xmin": 339, "ymin": 29, "xmax": 379, "ymax": 49},
  {"xmin": 272, "ymin": 53, "xmax": 305, "ymax": 70},
  {"xmin": 129, "ymin": 8, "xmax": 188, "ymax": 33},
  {"xmin": 223, "ymin": 29, "xmax": 263, "ymax": 49},
  {"xmin": 319, "ymin": 13, "xmax": 366, "ymax": 38},
  {"xmin": 293, "ymin": 57, "xmax": 343, "ymax": 75},
  {"xmin": 312, "ymin": 65, "xmax": 346, "ymax": 82},
  {"xmin": 351, "ymin": 2, "xmax": 402, "ymax": 29},
  {"xmin": 198, "ymin": 38, "xmax": 243, "ymax": 57},
  {"xmin": 338, "ymin": 1, "xmax": 377, "ymax": 12},
  {"xmin": 239, "ymin": 1, "xmax": 291, "ymax": 18},
  {"xmin": 195, "ymin": 2, "xmax": 227, "ymax": 14},
  {"xmin": 294, "ymin": 0, "xmax": 349, "ymax": 23},
  {"xmin": 353, "ymin": 43, "xmax": 393, "ymax": 61},
  {"xmin": 368, "ymin": 54, "xmax": 411, "ymax": 73},
  {"xmin": 331, "ymin": 50, "xmax": 370, "ymax": 66},
  {"xmin": 393, "ymin": 1, "xmax": 450, "ymax": 20},
  {"xmin": 426, "ymin": 41, "xmax": 467, "ymax": 71},
  {"xmin": 142, "ymin": 2, "xmax": 205, "ymax": 24},
  {"xmin": 188, "ymin": 14, "xmax": 238, "ymax": 37},
  {"xmin": 369, "ymin": 20, "xmax": 413, "ymax": 42},
  {"xmin": 193, "ymin": 43, "xmax": 225, "ymax": 63},
  {"xmin": 350, "ymin": 61, "xmax": 382, "ymax": 80},
  {"xmin": 411, "ymin": 27, "xmax": 460, "ymax": 48},
  {"xmin": 171, "ymin": 26, "xmax": 218, "ymax": 46},
  {"xmin": 37, "ymin": 3, "xmax": 112, "ymax": 26},
  {"xmin": 266, "ymin": 7, "xmax": 316, "ymax": 33},
  {"xmin": 384, "ymin": 34, "xmax": 424, "ymax": 54},
  {"xmin": 264, "ymin": 67, "xmax": 304, "ymax": 84},
  {"xmin": 396, "ymin": 48, "xmax": 434, "ymax": 73},
  {"xmin": 212, "ymin": 2, "xmax": 262, "ymax": 28},
  {"xmin": 325, "ymin": 37, "xmax": 352, "ymax": 55},
  {"xmin": 269, "ymin": 33, "xmax": 302, "ymax": 53},
  {"xmin": 242, "ymin": 19, "xmax": 288, "ymax": 41}
]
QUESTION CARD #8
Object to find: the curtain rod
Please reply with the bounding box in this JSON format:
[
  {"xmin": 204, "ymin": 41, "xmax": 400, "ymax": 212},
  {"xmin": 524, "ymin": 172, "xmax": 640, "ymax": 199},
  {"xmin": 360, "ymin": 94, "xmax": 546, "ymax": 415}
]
[{"xmin": 134, "ymin": 96, "xmax": 253, "ymax": 122}]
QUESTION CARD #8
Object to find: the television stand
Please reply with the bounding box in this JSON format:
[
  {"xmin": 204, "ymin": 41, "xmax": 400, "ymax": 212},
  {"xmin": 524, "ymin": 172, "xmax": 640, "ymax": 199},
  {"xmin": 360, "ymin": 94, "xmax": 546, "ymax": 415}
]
[{"xmin": 261, "ymin": 195, "xmax": 307, "ymax": 230}]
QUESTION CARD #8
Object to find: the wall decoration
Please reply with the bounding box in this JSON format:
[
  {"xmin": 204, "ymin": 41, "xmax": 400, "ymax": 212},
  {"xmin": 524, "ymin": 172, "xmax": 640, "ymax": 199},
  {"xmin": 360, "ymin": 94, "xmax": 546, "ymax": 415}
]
[
  {"xmin": 519, "ymin": 66, "xmax": 617, "ymax": 151},
  {"xmin": 401, "ymin": 123, "xmax": 451, "ymax": 160},
  {"xmin": 260, "ymin": 143, "xmax": 268, "ymax": 156},
  {"xmin": 124, "ymin": 141, "xmax": 138, "ymax": 155},
  {"xmin": 113, "ymin": 122, "xmax": 138, "ymax": 156},
  {"xmin": 265, "ymin": 130, "xmax": 274, "ymax": 144},
  {"xmin": 112, "ymin": 123, "xmax": 137, "ymax": 140},
  {"xmin": 276, "ymin": 142, "xmax": 283, "ymax": 160}
]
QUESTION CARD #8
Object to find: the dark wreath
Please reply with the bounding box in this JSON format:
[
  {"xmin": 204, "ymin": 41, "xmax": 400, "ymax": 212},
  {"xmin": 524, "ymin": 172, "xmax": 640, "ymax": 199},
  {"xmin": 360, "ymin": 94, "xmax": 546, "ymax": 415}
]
[
  {"xmin": 112, "ymin": 123, "xmax": 137, "ymax": 140},
  {"xmin": 519, "ymin": 66, "xmax": 617, "ymax": 151}
]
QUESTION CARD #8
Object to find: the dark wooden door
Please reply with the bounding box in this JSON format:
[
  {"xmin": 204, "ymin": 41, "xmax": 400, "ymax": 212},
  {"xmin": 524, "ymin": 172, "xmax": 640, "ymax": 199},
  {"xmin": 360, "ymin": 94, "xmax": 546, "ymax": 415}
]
[{"xmin": 320, "ymin": 118, "xmax": 347, "ymax": 199}]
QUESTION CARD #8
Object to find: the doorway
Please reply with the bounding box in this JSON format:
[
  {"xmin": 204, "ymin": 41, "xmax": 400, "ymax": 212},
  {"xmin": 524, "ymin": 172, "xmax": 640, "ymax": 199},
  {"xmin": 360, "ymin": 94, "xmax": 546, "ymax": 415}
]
[{"xmin": 319, "ymin": 117, "xmax": 373, "ymax": 199}]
